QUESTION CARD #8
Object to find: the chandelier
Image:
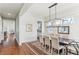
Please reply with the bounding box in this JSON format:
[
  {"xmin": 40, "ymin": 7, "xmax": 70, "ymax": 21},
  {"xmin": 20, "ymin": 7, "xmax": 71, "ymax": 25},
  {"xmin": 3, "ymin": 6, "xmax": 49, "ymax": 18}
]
[{"xmin": 48, "ymin": 3, "xmax": 63, "ymax": 26}]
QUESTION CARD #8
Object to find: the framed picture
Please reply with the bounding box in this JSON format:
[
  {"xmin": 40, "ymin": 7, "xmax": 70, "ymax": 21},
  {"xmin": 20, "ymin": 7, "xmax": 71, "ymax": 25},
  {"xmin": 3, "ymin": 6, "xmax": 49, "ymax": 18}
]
[
  {"xmin": 26, "ymin": 24, "xmax": 32, "ymax": 32},
  {"xmin": 58, "ymin": 26, "xmax": 69, "ymax": 34}
]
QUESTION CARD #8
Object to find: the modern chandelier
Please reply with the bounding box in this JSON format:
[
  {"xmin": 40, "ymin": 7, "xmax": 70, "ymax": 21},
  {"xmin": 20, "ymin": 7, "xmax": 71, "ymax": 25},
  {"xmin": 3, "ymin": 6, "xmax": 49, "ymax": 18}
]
[{"xmin": 48, "ymin": 3, "xmax": 63, "ymax": 26}]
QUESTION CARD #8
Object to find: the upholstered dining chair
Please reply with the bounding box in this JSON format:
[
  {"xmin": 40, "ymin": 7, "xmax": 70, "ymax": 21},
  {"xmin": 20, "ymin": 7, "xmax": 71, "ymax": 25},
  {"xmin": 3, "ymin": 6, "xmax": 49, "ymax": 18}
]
[
  {"xmin": 38, "ymin": 35, "xmax": 46, "ymax": 49},
  {"xmin": 51, "ymin": 36, "xmax": 64, "ymax": 55},
  {"xmin": 44, "ymin": 36, "xmax": 50, "ymax": 52}
]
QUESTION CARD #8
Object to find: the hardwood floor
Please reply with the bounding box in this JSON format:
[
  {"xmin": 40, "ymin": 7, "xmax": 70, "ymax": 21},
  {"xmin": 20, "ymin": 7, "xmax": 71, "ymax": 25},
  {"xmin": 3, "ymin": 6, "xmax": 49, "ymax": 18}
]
[
  {"xmin": 27, "ymin": 43, "xmax": 47, "ymax": 55},
  {"xmin": 0, "ymin": 39, "xmax": 47, "ymax": 55}
]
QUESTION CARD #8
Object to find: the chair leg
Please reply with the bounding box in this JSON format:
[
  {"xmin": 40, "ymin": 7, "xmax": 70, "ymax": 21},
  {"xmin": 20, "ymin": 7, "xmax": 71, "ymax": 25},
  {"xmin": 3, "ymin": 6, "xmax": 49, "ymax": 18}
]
[
  {"xmin": 40, "ymin": 43, "xmax": 43, "ymax": 48},
  {"xmin": 58, "ymin": 49, "xmax": 59, "ymax": 55},
  {"xmin": 52, "ymin": 48, "xmax": 59, "ymax": 55},
  {"xmin": 41, "ymin": 43, "xmax": 45, "ymax": 49},
  {"xmin": 45, "ymin": 45, "xmax": 47, "ymax": 51},
  {"xmin": 51, "ymin": 48, "xmax": 54, "ymax": 55},
  {"xmin": 62, "ymin": 48, "xmax": 65, "ymax": 55},
  {"xmin": 45, "ymin": 45, "xmax": 49, "ymax": 52},
  {"xmin": 47, "ymin": 45, "xmax": 50, "ymax": 52},
  {"xmin": 49, "ymin": 45, "xmax": 50, "ymax": 53}
]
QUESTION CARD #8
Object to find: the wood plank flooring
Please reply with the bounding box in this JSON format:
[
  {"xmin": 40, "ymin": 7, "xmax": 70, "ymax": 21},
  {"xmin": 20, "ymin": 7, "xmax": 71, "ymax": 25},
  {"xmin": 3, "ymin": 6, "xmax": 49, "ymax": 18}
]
[
  {"xmin": 27, "ymin": 43, "xmax": 47, "ymax": 55},
  {"xmin": 0, "ymin": 39, "xmax": 47, "ymax": 55}
]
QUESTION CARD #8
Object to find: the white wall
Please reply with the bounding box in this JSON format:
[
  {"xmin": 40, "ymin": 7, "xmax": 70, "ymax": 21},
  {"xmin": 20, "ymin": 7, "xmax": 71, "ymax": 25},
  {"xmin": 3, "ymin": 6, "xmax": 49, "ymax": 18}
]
[
  {"xmin": 19, "ymin": 12, "xmax": 37, "ymax": 44},
  {"xmin": 0, "ymin": 16, "xmax": 2, "ymax": 33},
  {"xmin": 69, "ymin": 19, "xmax": 79, "ymax": 42},
  {"xmin": 19, "ymin": 4, "xmax": 37, "ymax": 44},
  {"xmin": 19, "ymin": 4, "xmax": 45, "ymax": 45},
  {"xmin": 15, "ymin": 16, "xmax": 19, "ymax": 43},
  {"xmin": 57, "ymin": 4, "xmax": 79, "ymax": 42}
]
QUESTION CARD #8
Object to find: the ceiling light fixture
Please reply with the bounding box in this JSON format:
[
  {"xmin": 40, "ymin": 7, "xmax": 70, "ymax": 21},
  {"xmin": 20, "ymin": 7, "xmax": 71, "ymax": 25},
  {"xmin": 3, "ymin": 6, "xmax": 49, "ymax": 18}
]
[
  {"xmin": 8, "ymin": 13, "xmax": 11, "ymax": 15},
  {"xmin": 48, "ymin": 3, "xmax": 63, "ymax": 26}
]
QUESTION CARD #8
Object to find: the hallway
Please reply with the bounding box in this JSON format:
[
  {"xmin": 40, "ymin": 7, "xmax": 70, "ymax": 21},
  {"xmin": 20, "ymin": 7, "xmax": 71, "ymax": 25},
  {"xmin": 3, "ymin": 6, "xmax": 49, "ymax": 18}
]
[{"xmin": 0, "ymin": 39, "xmax": 47, "ymax": 55}]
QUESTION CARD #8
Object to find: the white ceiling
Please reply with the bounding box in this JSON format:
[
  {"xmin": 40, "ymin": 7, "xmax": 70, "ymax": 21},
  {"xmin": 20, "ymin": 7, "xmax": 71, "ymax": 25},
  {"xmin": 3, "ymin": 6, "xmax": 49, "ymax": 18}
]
[
  {"xmin": 29, "ymin": 3, "xmax": 53, "ymax": 17},
  {"xmin": 0, "ymin": 3, "xmax": 23, "ymax": 19},
  {"xmin": 1, "ymin": 3, "xmax": 78, "ymax": 20},
  {"xmin": 28, "ymin": 3, "xmax": 79, "ymax": 19},
  {"xmin": 19, "ymin": 3, "xmax": 32, "ymax": 16}
]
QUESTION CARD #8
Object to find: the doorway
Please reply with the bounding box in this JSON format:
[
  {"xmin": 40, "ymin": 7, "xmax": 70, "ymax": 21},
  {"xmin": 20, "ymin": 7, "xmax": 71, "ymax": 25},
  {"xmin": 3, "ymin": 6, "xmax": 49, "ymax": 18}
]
[{"xmin": 37, "ymin": 21, "xmax": 42, "ymax": 41}]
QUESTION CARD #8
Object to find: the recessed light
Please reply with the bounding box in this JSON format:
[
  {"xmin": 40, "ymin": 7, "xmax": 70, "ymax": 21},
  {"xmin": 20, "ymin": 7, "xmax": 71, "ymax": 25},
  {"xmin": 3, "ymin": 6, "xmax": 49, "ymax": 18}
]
[{"xmin": 8, "ymin": 13, "xmax": 11, "ymax": 15}]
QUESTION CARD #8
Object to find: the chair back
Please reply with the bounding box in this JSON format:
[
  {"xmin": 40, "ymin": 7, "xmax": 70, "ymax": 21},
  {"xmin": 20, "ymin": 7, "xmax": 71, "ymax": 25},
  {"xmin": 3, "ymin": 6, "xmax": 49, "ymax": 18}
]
[
  {"xmin": 39, "ymin": 35, "xmax": 43, "ymax": 43},
  {"xmin": 44, "ymin": 36, "xmax": 50, "ymax": 46},
  {"xmin": 51, "ymin": 36, "xmax": 59, "ymax": 49}
]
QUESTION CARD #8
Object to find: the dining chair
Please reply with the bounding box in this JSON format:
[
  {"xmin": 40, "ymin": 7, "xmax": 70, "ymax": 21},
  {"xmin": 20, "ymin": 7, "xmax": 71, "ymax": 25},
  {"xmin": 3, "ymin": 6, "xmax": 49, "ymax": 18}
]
[
  {"xmin": 51, "ymin": 36, "xmax": 64, "ymax": 55},
  {"xmin": 44, "ymin": 36, "xmax": 50, "ymax": 52},
  {"xmin": 39, "ymin": 35, "xmax": 46, "ymax": 49}
]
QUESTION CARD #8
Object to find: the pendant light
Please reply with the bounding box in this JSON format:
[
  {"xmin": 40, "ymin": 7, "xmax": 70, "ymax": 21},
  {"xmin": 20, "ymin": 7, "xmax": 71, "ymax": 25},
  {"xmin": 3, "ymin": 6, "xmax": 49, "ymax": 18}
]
[
  {"xmin": 48, "ymin": 3, "xmax": 62, "ymax": 26},
  {"xmin": 48, "ymin": 6, "xmax": 51, "ymax": 26}
]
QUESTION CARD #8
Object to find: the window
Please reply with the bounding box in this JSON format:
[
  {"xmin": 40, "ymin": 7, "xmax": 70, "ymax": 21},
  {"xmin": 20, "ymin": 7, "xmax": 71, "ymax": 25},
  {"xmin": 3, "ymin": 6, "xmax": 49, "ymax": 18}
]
[
  {"xmin": 63, "ymin": 18, "xmax": 72, "ymax": 25},
  {"xmin": 3, "ymin": 19, "xmax": 15, "ymax": 33}
]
